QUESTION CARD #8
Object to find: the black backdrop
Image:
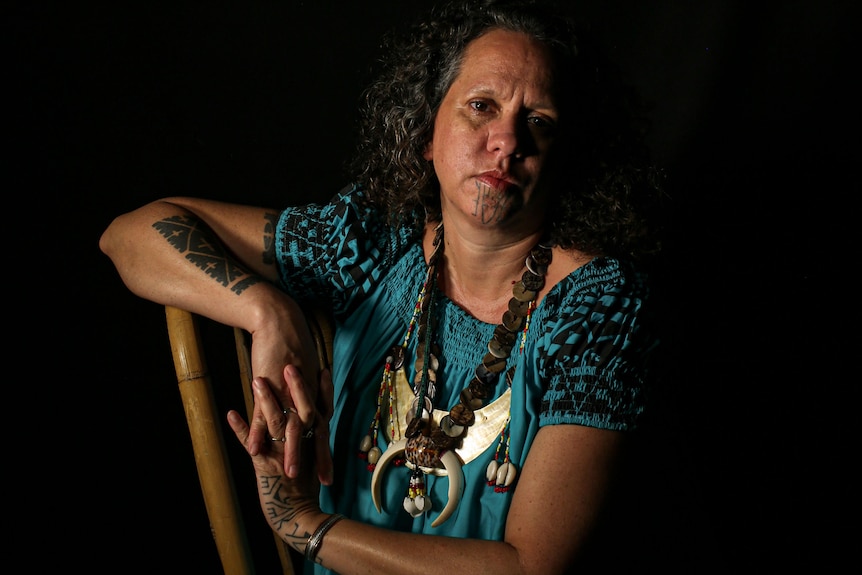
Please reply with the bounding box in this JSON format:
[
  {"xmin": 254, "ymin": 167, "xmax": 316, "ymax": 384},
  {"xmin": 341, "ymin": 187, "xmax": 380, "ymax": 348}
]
[{"xmin": 20, "ymin": 0, "xmax": 853, "ymax": 571}]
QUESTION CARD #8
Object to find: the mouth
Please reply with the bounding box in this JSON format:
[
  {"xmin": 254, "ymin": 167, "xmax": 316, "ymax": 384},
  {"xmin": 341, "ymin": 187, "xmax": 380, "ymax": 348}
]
[{"xmin": 475, "ymin": 171, "xmax": 522, "ymax": 194}]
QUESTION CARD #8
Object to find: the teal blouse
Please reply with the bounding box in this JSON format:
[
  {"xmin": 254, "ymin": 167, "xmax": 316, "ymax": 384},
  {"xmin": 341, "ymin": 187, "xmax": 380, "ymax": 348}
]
[{"xmin": 275, "ymin": 184, "xmax": 654, "ymax": 574}]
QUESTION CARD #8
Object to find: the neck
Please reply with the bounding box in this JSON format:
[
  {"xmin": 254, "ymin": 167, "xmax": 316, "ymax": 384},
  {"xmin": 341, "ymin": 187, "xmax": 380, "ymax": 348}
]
[{"xmin": 424, "ymin": 222, "xmax": 545, "ymax": 324}]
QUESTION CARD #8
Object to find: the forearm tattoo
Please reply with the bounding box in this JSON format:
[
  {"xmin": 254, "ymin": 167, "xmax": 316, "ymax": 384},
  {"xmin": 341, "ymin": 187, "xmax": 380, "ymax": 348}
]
[
  {"xmin": 153, "ymin": 215, "xmax": 260, "ymax": 295},
  {"xmin": 259, "ymin": 474, "xmax": 311, "ymax": 553},
  {"xmin": 262, "ymin": 211, "xmax": 278, "ymax": 266}
]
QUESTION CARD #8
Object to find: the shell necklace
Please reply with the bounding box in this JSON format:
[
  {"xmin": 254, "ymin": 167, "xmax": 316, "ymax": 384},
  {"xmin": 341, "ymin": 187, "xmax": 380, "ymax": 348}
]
[{"xmin": 358, "ymin": 223, "xmax": 552, "ymax": 527}]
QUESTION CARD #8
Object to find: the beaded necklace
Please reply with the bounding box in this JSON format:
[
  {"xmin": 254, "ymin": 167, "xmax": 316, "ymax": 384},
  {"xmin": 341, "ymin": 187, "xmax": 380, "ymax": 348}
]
[{"xmin": 358, "ymin": 223, "xmax": 552, "ymax": 527}]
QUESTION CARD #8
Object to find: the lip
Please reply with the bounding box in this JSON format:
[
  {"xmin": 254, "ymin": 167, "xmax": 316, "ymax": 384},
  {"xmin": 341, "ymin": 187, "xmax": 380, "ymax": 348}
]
[{"xmin": 475, "ymin": 171, "xmax": 521, "ymax": 193}]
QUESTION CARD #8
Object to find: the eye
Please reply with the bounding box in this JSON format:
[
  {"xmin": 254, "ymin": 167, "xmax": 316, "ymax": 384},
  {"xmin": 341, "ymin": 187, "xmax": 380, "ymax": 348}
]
[
  {"xmin": 469, "ymin": 100, "xmax": 491, "ymax": 112},
  {"xmin": 527, "ymin": 115, "xmax": 556, "ymax": 130}
]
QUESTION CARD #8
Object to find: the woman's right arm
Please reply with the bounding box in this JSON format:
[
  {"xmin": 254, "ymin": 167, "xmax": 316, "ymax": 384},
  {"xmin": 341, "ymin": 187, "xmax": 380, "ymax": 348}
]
[
  {"xmin": 99, "ymin": 197, "xmax": 282, "ymax": 321},
  {"xmin": 100, "ymin": 197, "xmax": 331, "ymax": 480}
]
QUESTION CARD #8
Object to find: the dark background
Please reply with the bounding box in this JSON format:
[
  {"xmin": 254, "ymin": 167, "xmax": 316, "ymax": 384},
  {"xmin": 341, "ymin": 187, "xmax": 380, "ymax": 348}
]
[{"xmin": 19, "ymin": 0, "xmax": 854, "ymax": 572}]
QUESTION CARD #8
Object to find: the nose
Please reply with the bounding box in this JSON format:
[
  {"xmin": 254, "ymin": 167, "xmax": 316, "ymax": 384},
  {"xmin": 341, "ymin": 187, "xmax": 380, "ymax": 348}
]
[{"xmin": 486, "ymin": 117, "xmax": 522, "ymax": 159}]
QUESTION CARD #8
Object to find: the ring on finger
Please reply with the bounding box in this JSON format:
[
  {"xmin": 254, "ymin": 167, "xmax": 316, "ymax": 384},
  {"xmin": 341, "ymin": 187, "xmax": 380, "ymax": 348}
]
[
  {"xmin": 281, "ymin": 407, "xmax": 314, "ymax": 439},
  {"xmin": 270, "ymin": 436, "xmax": 286, "ymax": 442}
]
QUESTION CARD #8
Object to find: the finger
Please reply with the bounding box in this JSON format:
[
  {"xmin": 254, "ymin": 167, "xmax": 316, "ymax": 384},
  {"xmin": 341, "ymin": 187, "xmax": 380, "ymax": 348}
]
[
  {"xmin": 315, "ymin": 368, "xmax": 335, "ymax": 485},
  {"xmin": 252, "ymin": 377, "xmax": 291, "ymax": 442},
  {"xmin": 247, "ymin": 372, "xmax": 296, "ymax": 455},
  {"xmin": 247, "ymin": 374, "xmax": 289, "ymax": 455},
  {"xmin": 283, "ymin": 364, "xmax": 315, "ymax": 423},
  {"xmin": 246, "ymin": 402, "xmax": 269, "ymax": 456},
  {"xmin": 228, "ymin": 409, "xmax": 286, "ymax": 479},
  {"xmin": 226, "ymin": 410, "xmax": 251, "ymax": 452},
  {"xmin": 282, "ymin": 364, "xmax": 313, "ymax": 478}
]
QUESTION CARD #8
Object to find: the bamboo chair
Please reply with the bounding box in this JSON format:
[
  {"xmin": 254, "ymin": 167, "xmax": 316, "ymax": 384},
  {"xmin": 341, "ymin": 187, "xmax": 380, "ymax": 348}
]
[{"xmin": 165, "ymin": 305, "xmax": 333, "ymax": 575}]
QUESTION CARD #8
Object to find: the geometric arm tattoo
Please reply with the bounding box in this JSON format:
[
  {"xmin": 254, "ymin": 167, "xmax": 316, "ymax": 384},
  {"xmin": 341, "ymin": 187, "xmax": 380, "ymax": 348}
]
[
  {"xmin": 152, "ymin": 215, "xmax": 261, "ymax": 295},
  {"xmin": 262, "ymin": 211, "xmax": 278, "ymax": 266},
  {"xmin": 258, "ymin": 474, "xmax": 312, "ymax": 554}
]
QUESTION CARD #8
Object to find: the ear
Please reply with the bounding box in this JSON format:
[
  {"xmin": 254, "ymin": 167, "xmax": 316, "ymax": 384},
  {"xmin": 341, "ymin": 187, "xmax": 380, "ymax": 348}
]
[{"xmin": 422, "ymin": 140, "xmax": 433, "ymax": 161}]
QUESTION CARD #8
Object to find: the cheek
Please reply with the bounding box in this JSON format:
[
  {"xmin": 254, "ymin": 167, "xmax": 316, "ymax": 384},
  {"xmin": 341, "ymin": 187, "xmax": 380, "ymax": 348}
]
[
  {"xmin": 435, "ymin": 146, "xmax": 471, "ymax": 184},
  {"xmin": 426, "ymin": 118, "xmax": 484, "ymax": 176},
  {"xmin": 439, "ymin": 127, "xmax": 479, "ymax": 166}
]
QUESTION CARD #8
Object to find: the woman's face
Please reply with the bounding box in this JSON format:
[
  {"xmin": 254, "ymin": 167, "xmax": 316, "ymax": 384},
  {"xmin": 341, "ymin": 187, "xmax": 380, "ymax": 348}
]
[{"xmin": 425, "ymin": 28, "xmax": 562, "ymax": 233}]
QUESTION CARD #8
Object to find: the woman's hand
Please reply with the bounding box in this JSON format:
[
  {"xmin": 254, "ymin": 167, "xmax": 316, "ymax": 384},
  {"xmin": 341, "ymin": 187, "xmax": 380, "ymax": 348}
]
[
  {"xmin": 100, "ymin": 197, "xmax": 333, "ymax": 483},
  {"xmin": 227, "ymin": 374, "xmax": 332, "ymax": 545},
  {"xmin": 280, "ymin": 364, "xmax": 334, "ymax": 485},
  {"xmin": 241, "ymin": 296, "xmax": 335, "ymax": 484}
]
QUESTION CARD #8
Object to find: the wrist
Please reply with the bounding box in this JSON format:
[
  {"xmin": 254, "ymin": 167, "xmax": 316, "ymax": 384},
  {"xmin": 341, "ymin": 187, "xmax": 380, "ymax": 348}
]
[
  {"xmin": 247, "ymin": 291, "xmax": 320, "ymax": 375},
  {"xmin": 304, "ymin": 513, "xmax": 345, "ymax": 564}
]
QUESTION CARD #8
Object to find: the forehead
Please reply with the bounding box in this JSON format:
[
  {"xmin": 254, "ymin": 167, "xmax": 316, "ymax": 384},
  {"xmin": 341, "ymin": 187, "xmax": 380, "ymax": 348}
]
[{"xmin": 456, "ymin": 28, "xmax": 558, "ymax": 96}]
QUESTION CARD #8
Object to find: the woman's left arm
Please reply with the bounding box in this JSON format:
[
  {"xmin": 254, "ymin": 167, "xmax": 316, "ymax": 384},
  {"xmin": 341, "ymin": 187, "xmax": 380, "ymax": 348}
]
[
  {"xmin": 503, "ymin": 423, "xmax": 624, "ymax": 572},
  {"xmin": 230, "ymin": 372, "xmax": 624, "ymax": 575}
]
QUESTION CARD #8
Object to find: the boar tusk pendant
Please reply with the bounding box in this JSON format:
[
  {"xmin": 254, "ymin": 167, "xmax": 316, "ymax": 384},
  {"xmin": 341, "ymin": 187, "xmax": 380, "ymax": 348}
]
[{"xmin": 370, "ymin": 438, "xmax": 464, "ymax": 527}]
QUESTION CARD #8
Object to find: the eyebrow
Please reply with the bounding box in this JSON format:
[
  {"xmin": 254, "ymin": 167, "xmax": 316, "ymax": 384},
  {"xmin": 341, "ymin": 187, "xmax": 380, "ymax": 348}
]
[{"xmin": 465, "ymin": 83, "xmax": 557, "ymax": 110}]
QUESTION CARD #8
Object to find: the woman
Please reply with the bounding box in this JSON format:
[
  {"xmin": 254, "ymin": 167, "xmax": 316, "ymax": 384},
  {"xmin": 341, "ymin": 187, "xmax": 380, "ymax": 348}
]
[{"xmin": 100, "ymin": 0, "xmax": 665, "ymax": 573}]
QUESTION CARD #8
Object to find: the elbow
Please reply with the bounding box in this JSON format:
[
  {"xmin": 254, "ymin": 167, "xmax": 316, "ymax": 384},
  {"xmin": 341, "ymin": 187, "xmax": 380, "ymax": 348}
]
[
  {"xmin": 99, "ymin": 215, "xmax": 127, "ymax": 260},
  {"xmin": 98, "ymin": 219, "xmax": 117, "ymax": 258}
]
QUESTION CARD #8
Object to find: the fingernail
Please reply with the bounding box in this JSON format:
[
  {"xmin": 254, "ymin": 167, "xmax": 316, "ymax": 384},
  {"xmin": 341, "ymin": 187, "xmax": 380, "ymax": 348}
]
[{"xmin": 289, "ymin": 465, "xmax": 298, "ymax": 477}]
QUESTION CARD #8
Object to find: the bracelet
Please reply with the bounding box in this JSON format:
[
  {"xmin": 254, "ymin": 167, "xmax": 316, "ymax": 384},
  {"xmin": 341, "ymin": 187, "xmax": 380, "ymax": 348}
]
[{"xmin": 305, "ymin": 513, "xmax": 345, "ymax": 563}]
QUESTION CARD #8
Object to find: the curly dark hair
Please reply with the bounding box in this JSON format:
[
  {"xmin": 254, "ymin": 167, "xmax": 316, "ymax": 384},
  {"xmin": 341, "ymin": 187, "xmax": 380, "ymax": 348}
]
[{"xmin": 347, "ymin": 0, "xmax": 666, "ymax": 261}]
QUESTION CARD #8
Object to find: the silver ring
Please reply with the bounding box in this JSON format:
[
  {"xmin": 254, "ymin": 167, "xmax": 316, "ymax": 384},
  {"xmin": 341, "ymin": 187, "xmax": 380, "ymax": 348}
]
[
  {"xmin": 301, "ymin": 428, "xmax": 314, "ymax": 440},
  {"xmin": 270, "ymin": 436, "xmax": 286, "ymax": 442}
]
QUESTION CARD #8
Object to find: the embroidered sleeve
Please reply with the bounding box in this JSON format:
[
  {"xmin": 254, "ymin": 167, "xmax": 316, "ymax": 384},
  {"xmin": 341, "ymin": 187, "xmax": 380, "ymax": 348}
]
[
  {"xmin": 537, "ymin": 258, "xmax": 655, "ymax": 431},
  {"xmin": 273, "ymin": 184, "xmax": 414, "ymax": 316}
]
